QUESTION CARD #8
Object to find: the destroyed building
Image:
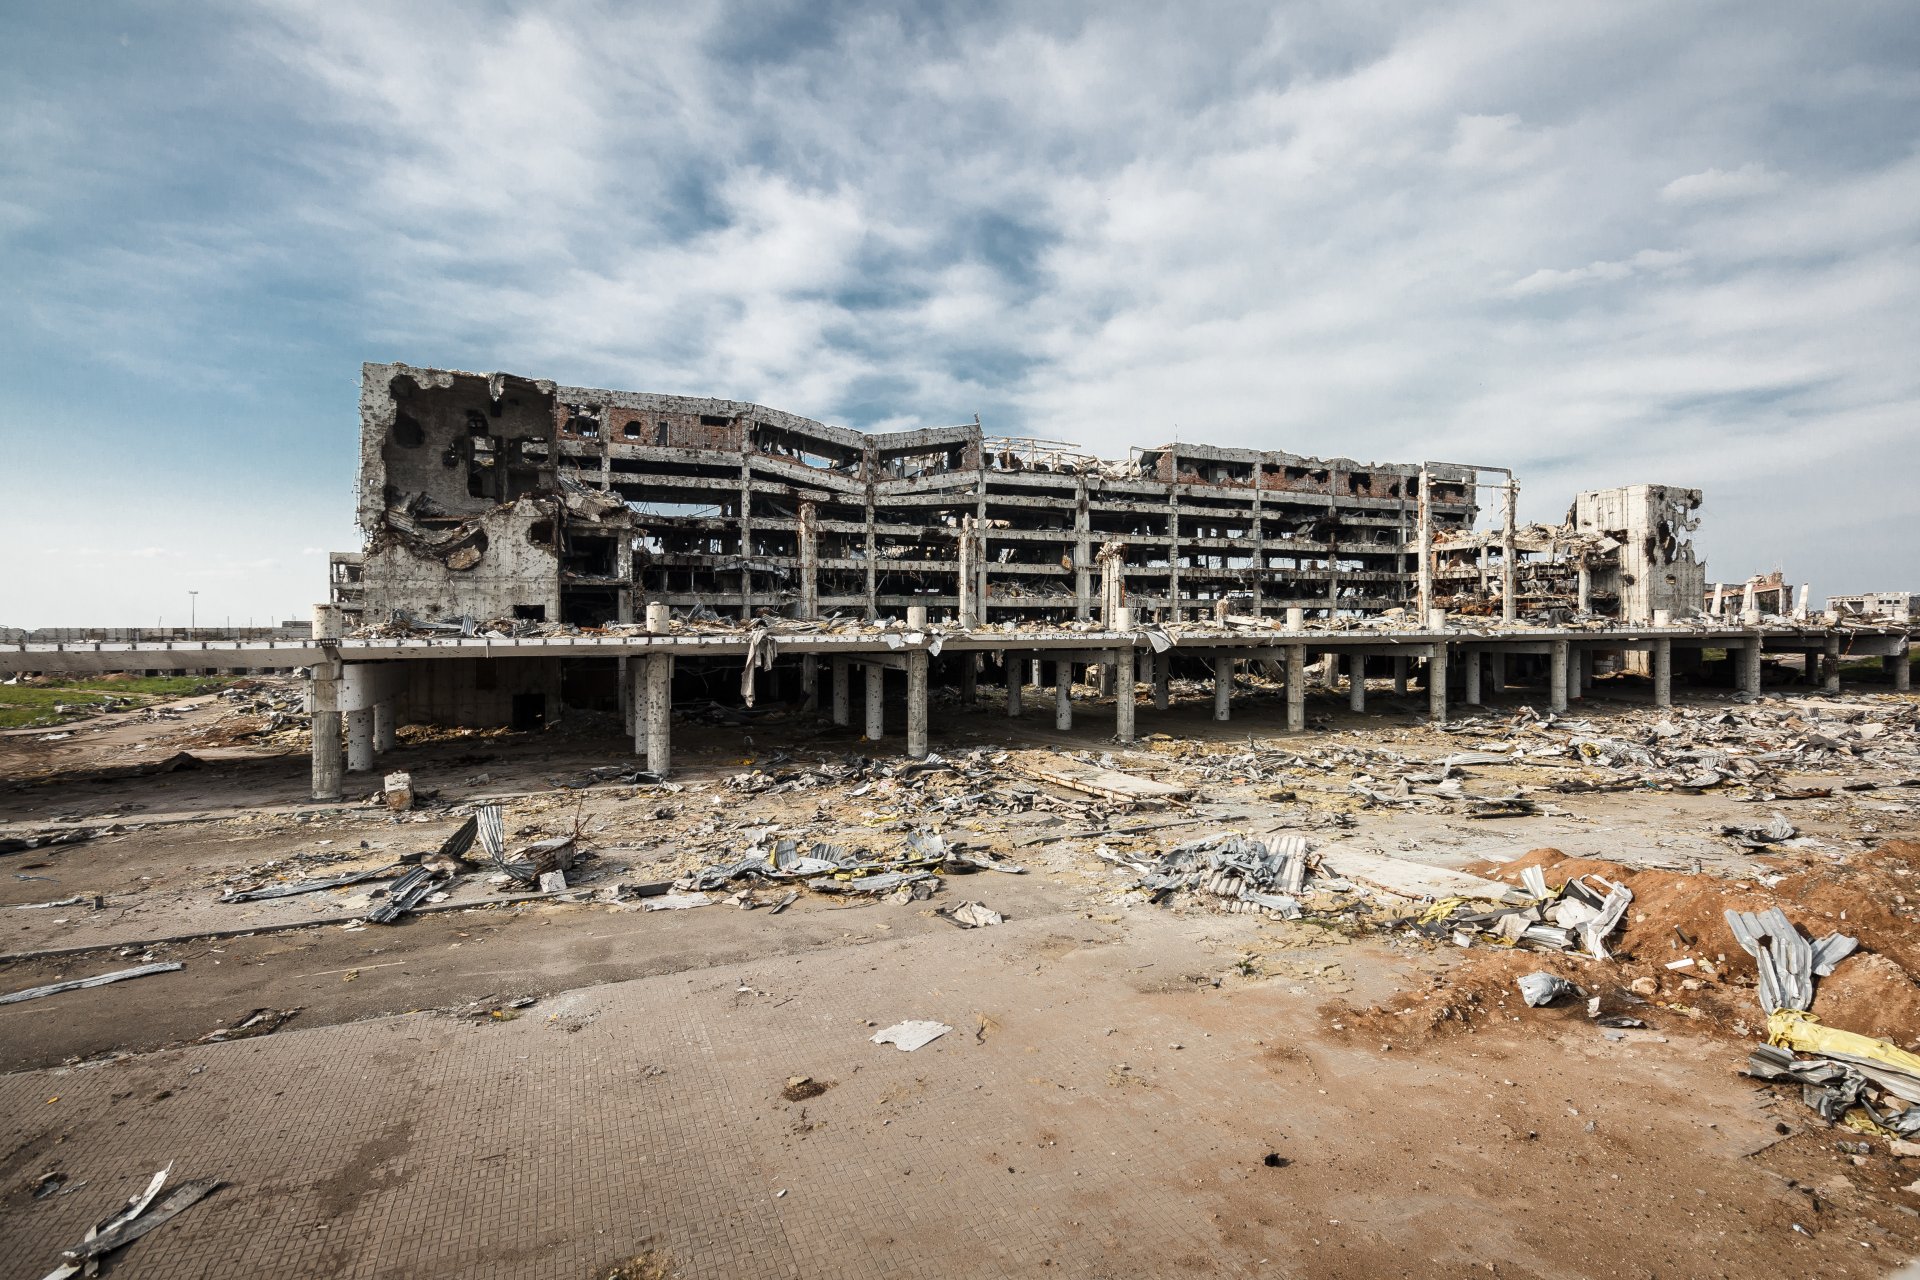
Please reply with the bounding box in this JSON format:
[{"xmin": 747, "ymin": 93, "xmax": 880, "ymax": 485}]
[
  {"xmin": 1829, "ymin": 591, "xmax": 1919, "ymax": 622},
  {"xmin": 327, "ymin": 362, "xmax": 1737, "ymax": 726},
  {"xmin": 344, "ymin": 362, "xmax": 1492, "ymax": 631}
]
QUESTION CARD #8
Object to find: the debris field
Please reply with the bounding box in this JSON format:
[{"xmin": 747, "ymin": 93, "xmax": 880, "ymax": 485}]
[{"xmin": 3, "ymin": 667, "xmax": 1920, "ymax": 1278}]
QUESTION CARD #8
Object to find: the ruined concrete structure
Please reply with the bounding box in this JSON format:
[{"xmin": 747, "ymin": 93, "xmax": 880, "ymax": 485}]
[
  {"xmin": 342, "ymin": 362, "xmax": 1490, "ymax": 630},
  {"xmin": 1830, "ymin": 591, "xmax": 1920, "ymax": 622}
]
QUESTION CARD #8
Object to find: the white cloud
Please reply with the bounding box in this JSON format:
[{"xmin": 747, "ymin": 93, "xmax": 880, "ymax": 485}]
[
  {"xmin": 1508, "ymin": 248, "xmax": 1694, "ymax": 296},
  {"xmin": 1659, "ymin": 162, "xmax": 1784, "ymax": 204}
]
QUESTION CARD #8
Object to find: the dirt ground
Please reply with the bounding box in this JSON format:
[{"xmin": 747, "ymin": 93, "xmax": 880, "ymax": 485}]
[{"xmin": 3, "ymin": 672, "xmax": 1920, "ymax": 1278}]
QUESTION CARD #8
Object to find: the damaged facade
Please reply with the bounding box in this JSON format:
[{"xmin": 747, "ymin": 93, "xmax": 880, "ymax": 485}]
[{"xmin": 341, "ymin": 362, "xmax": 1495, "ymax": 631}]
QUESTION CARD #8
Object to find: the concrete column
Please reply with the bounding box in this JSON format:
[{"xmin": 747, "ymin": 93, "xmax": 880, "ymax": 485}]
[
  {"xmin": 1577, "ymin": 647, "xmax": 1594, "ymax": 696},
  {"xmin": 960, "ymin": 654, "xmax": 977, "ymax": 704},
  {"xmin": 1031, "ymin": 659, "xmax": 1042, "ymax": 688},
  {"xmin": 1889, "ymin": 644, "xmax": 1912, "ymax": 692},
  {"xmin": 1738, "ymin": 641, "xmax": 1763, "ymax": 696},
  {"xmin": 1500, "ymin": 479, "xmax": 1518, "ymax": 623},
  {"xmin": 630, "ymin": 657, "xmax": 648, "ymax": 752},
  {"xmin": 1824, "ymin": 636, "xmax": 1842, "ymax": 693},
  {"xmin": 1152, "ymin": 650, "xmax": 1170, "ymax": 711},
  {"xmin": 905, "ymin": 606, "xmax": 929, "ymax": 756},
  {"xmin": 1464, "ymin": 649, "xmax": 1482, "ymax": 706},
  {"xmin": 1214, "ymin": 655, "xmax": 1231, "ymax": 721},
  {"xmin": 1114, "ymin": 644, "xmax": 1136, "ymax": 743},
  {"xmin": 831, "ymin": 658, "xmax": 850, "ymax": 726},
  {"xmin": 1321, "ymin": 653, "xmax": 1339, "ymax": 689},
  {"xmin": 1005, "ymin": 656, "xmax": 1023, "ymax": 717},
  {"xmin": 1055, "ymin": 660, "xmax": 1073, "ymax": 731},
  {"xmin": 1348, "ymin": 655, "xmax": 1366, "ymax": 712},
  {"xmin": 1490, "ymin": 651, "xmax": 1506, "ymax": 693},
  {"xmin": 310, "ymin": 658, "xmax": 343, "ymax": 801},
  {"xmin": 1549, "ymin": 641, "xmax": 1569, "ymax": 713},
  {"xmin": 1287, "ymin": 605, "xmax": 1306, "ymax": 630},
  {"xmin": 801, "ymin": 655, "xmax": 819, "ymax": 714},
  {"xmin": 907, "ymin": 653, "xmax": 929, "ymax": 758},
  {"xmin": 645, "ymin": 653, "xmax": 672, "ymax": 776},
  {"xmin": 865, "ymin": 665, "xmax": 885, "ymax": 741},
  {"xmin": 1652, "ymin": 638, "xmax": 1673, "ymax": 708},
  {"xmin": 1427, "ymin": 643, "xmax": 1449, "ymax": 725},
  {"xmin": 1285, "ymin": 644, "xmax": 1306, "ymax": 734},
  {"xmin": 1393, "ymin": 657, "xmax": 1409, "ymax": 695},
  {"xmin": 346, "ymin": 708, "xmax": 374, "ymax": 773},
  {"xmin": 372, "ymin": 701, "xmax": 396, "ymax": 753}
]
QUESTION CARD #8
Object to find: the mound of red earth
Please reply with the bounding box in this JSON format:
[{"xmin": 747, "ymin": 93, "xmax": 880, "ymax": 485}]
[{"xmin": 1325, "ymin": 841, "xmax": 1920, "ymax": 1048}]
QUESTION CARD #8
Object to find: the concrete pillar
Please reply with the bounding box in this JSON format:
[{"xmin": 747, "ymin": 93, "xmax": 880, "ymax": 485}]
[
  {"xmin": 1055, "ymin": 660, "xmax": 1073, "ymax": 731},
  {"xmin": 1889, "ymin": 644, "xmax": 1912, "ymax": 692},
  {"xmin": 1490, "ymin": 651, "xmax": 1506, "ymax": 693},
  {"xmin": 1652, "ymin": 638, "xmax": 1673, "ymax": 708},
  {"xmin": 1005, "ymin": 656, "xmax": 1023, "ymax": 717},
  {"xmin": 1214, "ymin": 655, "xmax": 1231, "ymax": 721},
  {"xmin": 1285, "ymin": 644, "xmax": 1306, "ymax": 734},
  {"xmin": 1549, "ymin": 641, "xmax": 1569, "ymax": 713},
  {"xmin": 905, "ymin": 606, "xmax": 930, "ymax": 756},
  {"xmin": 1577, "ymin": 565, "xmax": 1591, "ymax": 614},
  {"xmin": 907, "ymin": 653, "xmax": 929, "ymax": 758},
  {"xmin": 1114, "ymin": 644, "xmax": 1136, "ymax": 743},
  {"xmin": 1428, "ymin": 642, "xmax": 1448, "ymax": 725},
  {"xmin": 865, "ymin": 665, "xmax": 885, "ymax": 741},
  {"xmin": 1031, "ymin": 659, "xmax": 1042, "ymax": 688},
  {"xmin": 1152, "ymin": 650, "xmax": 1170, "ymax": 711},
  {"xmin": 801, "ymin": 655, "xmax": 819, "ymax": 714},
  {"xmin": 831, "ymin": 658, "xmax": 850, "ymax": 726},
  {"xmin": 960, "ymin": 654, "xmax": 977, "ymax": 704},
  {"xmin": 1464, "ymin": 649, "xmax": 1482, "ymax": 706},
  {"xmin": 1577, "ymin": 647, "xmax": 1594, "ymax": 696},
  {"xmin": 1500, "ymin": 479, "xmax": 1518, "ymax": 623},
  {"xmin": 1321, "ymin": 653, "xmax": 1338, "ymax": 689},
  {"xmin": 1348, "ymin": 654, "xmax": 1366, "ymax": 712},
  {"xmin": 1287, "ymin": 605, "xmax": 1305, "ymax": 631},
  {"xmin": 372, "ymin": 701, "xmax": 396, "ymax": 754},
  {"xmin": 310, "ymin": 658, "xmax": 343, "ymax": 801},
  {"xmin": 1393, "ymin": 657, "xmax": 1409, "ymax": 695},
  {"xmin": 1738, "ymin": 641, "xmax": 1763, "ymax": 696},
  {"xmin": 346, "ymin": 708, "xmax": 374, "ymax": 773},
  {"xmin": 630, "ymin": 657, "xmax": 648, "ymax": 752},
  {"xmin": 645, "ymin": 653, "xmax": 672, "ymax": 776},
  {"xmin": 1824, "ymin": 636, "xmax": 1842, "ymax": 693}
]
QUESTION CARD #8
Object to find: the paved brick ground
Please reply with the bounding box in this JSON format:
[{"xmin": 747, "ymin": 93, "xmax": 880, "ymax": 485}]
[{"xmin": 0, "ymin": 907, "xmax": 1845, "ymax": 1279}]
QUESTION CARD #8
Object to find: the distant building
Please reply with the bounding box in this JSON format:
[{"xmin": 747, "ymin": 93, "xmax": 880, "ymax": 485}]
[{"xmin": 1829, "ymin": 591, "xmax": 1918, "ymax": 622}]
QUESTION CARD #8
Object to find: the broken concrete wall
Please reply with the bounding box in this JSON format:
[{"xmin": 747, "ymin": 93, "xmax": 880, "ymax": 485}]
[
  {"xmin": 1575, "ymin": 484, "xmax": 1706, "ymax": 624},
  {"xmin": 360, "ymin": 496, "xmax": 564, "ymax": 624}
]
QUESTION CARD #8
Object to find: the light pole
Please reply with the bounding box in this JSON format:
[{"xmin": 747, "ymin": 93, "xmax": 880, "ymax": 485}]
[{"xmin": 188, "ymin": 590, "xmax": 199, "ymax": 640}]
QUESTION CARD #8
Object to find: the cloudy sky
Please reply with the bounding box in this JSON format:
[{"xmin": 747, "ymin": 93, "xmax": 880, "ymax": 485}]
[{"xmin": 4, "ymin": 1, "xmax": 1918, "ymax": 626}]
